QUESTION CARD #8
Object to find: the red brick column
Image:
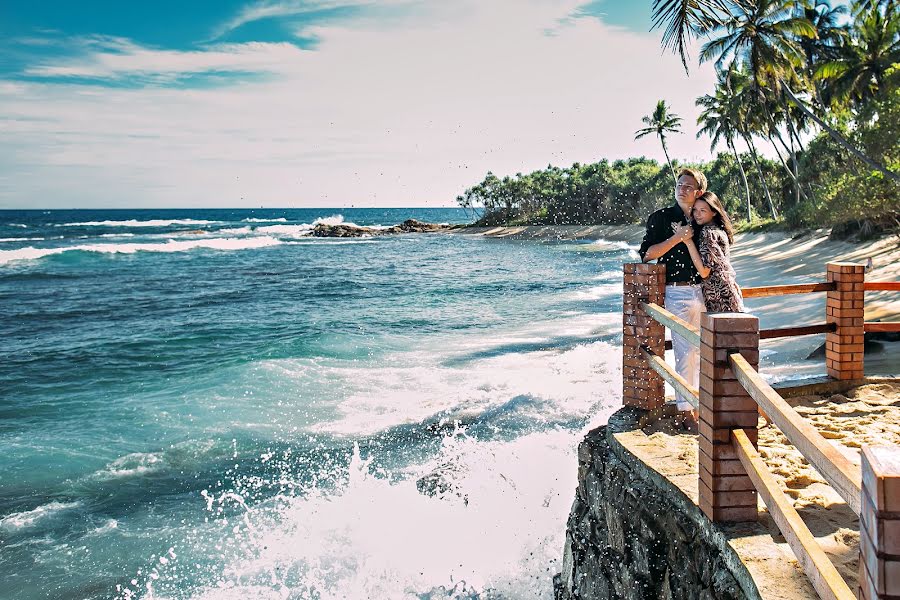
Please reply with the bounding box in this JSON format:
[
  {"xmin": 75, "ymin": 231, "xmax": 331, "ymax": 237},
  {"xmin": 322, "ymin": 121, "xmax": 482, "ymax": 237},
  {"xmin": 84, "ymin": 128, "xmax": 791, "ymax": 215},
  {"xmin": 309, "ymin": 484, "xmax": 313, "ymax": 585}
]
[
  {"xmin": 859, "ymin": 446, "xmax": 900, "ymax": 600},
  {"xmin": 825, "ymin": 262, "xmax": 865, "ymax": 381},
  {"xmin": 698, "ymin": 313, "xmax": 760, "ymax": 522},
  {"xmin": 622, "ymin": 263, "xmax": 665, "ymax": 410}
]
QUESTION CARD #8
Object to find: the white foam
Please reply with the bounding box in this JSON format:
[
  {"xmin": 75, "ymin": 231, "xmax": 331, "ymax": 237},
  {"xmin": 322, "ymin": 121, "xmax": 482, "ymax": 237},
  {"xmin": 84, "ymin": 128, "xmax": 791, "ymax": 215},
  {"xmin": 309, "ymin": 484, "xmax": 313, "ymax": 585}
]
[
  {"xmin": 283, "ymin": 239, "xmax": 378, "ymax": 245},
  {"xmin": 85, "ymin": 519, "xmax": 119, "ymax": 537},
  {"xmin": 568, "ymin": 283, "xmax": 621, "ymax": 300},
  {"xmin": 243, "ymin": 218, "xmax": 288, "ymax": 223},
  {"xmin": 57, "ymin": 219, "xmax": 218, "ymax": 228},
  {"xmin": 0, "ymin": 236, "xmax": 283, "ymax": 264},
  {"xmin": 129, "ymin": 430, "xmax": 582, "ymax": 599},
  {"xmin": 0, "ymin": 501, "xmax": 81, "ymax": 532},
  {"xmin": 254, "ymin": 224, "xmax": 315, "ymax": 238},
  {"xmin": 8, "ymin": 223, "xmax": 28, "ymax": 228},
  {"xmin": 0, "ymin": 237, "xmax": 45, "ymax": 242},
  {"xmin": 91, "ymin": 452, "xmax": 165, "ymax": 481},
  {"xmin": 300, "ymin": 335, "xmax": 620, "ymax": 437},
  {"xmin": 312, "ymin": 214, "xmax": 345, "ymax": 227},
  {"xmin": 589, "ymin": 238, "xmax": 640, "ymax": 259}
]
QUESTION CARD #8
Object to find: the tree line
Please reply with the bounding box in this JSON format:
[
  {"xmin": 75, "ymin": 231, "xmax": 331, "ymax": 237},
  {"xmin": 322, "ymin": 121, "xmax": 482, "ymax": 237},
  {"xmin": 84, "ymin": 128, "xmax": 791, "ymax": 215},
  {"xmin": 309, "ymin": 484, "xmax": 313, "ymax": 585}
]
[{"xmin": 457, "ymin": 0, "xmax": 898, "ymax": 236}]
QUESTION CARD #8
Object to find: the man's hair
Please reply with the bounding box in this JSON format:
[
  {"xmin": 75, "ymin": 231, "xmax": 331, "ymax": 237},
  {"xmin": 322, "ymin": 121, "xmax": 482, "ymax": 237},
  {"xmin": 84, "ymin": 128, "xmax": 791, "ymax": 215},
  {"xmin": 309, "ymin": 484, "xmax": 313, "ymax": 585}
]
[{"xmin": 677, "ymin": 168, "xmax": 708, "ymax": 193}]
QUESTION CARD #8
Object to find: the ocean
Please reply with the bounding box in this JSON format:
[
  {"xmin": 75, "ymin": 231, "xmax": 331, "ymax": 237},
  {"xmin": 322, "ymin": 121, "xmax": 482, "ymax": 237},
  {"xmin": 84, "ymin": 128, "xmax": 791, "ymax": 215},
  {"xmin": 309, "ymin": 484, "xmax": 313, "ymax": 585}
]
[{"xmin": 0, "ymin": 208, "xmax": 635, "ymax": 599}]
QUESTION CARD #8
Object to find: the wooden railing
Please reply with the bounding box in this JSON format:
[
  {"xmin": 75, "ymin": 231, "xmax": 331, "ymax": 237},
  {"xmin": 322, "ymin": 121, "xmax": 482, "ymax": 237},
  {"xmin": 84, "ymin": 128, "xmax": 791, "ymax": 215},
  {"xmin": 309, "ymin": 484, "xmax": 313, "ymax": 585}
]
[{"xmin": 621, "ymin": 261, "xmax": 900, "ymax": 600}]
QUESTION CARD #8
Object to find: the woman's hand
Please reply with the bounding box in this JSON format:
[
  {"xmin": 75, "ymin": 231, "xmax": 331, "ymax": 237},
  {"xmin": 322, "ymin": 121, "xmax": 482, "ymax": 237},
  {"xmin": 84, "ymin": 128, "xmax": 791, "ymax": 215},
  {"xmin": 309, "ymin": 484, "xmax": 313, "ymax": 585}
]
[{"xmin": 672, "ymin": 224, "xmax": 693, "ymax": 243}]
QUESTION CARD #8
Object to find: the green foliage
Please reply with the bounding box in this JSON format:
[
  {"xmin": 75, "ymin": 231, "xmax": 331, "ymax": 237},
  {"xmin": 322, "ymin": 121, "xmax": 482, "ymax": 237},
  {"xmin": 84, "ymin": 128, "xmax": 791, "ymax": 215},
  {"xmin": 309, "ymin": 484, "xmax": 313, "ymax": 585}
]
[{"xmin": 459, "ymin": 154, "xmax": 788, "ymax": 227}]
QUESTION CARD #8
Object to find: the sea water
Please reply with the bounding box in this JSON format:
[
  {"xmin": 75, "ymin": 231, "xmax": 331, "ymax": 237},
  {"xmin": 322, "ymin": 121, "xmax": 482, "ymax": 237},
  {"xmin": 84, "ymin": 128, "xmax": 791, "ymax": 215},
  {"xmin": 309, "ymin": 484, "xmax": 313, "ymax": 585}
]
[{"xmin": 0, "ymin": 208, "xmax": 636, "ymax": 599}]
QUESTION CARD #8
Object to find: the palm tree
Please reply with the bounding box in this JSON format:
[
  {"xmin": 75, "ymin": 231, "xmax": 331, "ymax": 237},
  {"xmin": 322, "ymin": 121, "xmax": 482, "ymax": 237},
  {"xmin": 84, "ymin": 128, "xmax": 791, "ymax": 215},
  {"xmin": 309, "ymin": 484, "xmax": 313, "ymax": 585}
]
[
  {"xmin": 651, "ymin": 0, "xmax": 900, "ymax": 182},
  {"xmin": 724, "ymin": 66, "xmax": 779, "ymax": 218},
  {"xmin": 799, "ymin": 1, "xmax": 849, "ymax": 107},
  {"xmin": 816, "ymin": 4, "xmax": 900, "ymax": 109},
  {"xmin": 634, "ymin": 100, "xmax": 683, "ymax": 184},
  {"xmin": 696, "ymin": 74, "xmax": 753, "ymax": 221},
  {"xmin": 651, "ymin": 0, "xmax": 734, "ymax": 72}
]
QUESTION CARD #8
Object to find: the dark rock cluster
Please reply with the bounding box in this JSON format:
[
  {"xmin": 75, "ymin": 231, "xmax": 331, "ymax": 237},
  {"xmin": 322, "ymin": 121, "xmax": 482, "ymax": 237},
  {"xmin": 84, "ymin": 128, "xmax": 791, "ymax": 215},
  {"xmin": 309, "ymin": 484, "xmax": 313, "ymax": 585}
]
[
  {"xmin": 310, "ymin": 219, "xmax": 454, "ymax": 237},
  {"xmin": 555, "ymin": 408, "xmax": 751, "ymax": 600}
]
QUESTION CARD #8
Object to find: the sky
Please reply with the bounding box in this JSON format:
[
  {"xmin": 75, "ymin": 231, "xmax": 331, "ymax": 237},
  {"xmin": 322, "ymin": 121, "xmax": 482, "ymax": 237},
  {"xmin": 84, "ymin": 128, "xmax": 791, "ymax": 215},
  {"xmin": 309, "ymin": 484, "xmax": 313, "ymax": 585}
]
[{"xmin": 0, "ymin": 0, "xmax": 720, "ymax": 209}]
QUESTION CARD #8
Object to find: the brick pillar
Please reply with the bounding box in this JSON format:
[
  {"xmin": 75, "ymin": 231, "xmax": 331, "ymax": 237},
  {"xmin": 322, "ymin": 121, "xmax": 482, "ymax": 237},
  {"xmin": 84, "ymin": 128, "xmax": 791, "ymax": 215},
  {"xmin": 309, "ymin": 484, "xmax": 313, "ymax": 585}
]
[
  {"xmin": 698, "ymin": 313, "xmax": 760, "ymax": 522},
  {"xmin": 859, "ymin": 446, "xmax": 900, "ymax": 600},
  {"xmin": 825, "ymin": 262, "xmax": 865, "ymax": 381},
  {"xmin": 622, "ymin": 263, "xmax": 665, "ymax": 410}
]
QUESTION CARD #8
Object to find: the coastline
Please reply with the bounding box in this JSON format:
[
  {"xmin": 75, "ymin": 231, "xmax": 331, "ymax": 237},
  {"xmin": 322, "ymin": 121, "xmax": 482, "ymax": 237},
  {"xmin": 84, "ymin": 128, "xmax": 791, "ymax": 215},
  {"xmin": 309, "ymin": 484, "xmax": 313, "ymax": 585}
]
[{"xmin": 454, "ymin": 225, "xmax": 900, "ymax": 379}]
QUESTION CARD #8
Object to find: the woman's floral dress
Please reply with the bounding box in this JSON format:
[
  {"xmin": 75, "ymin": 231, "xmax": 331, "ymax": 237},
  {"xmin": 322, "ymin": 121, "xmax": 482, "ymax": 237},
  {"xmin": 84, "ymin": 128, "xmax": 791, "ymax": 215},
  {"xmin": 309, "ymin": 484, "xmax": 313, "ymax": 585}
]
[{"xmin": 698, "ymin": 225, "xmax": 744, "ymax": 313}]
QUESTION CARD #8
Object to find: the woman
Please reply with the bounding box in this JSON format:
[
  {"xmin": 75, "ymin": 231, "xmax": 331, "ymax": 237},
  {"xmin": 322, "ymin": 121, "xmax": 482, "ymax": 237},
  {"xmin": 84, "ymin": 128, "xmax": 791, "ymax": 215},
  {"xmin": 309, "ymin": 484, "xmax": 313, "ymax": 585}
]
[{"xmin": 684, "ymin": 192, "xmax": 744, "ymax": 313}]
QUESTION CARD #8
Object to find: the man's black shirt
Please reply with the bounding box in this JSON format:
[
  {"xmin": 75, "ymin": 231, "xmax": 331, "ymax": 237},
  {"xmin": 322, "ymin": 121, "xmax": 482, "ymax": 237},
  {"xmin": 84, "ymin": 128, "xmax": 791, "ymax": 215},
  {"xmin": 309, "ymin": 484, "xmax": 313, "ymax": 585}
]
[{"xmin": 637, "ymin": 203, "xmax": 701, "ymax": 285}]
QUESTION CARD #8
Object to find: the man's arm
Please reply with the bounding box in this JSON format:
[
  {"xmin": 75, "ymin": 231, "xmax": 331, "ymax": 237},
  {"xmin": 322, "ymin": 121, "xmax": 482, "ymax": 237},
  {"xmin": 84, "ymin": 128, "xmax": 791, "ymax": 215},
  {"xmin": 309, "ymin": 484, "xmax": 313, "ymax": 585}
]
[
  {"xmin": 639, "ymin": 212, "xmax": 690, "ymax": 262},
  {"xmin": 643, "ymin": 228, "xmax": 689, "ymax": 262}
]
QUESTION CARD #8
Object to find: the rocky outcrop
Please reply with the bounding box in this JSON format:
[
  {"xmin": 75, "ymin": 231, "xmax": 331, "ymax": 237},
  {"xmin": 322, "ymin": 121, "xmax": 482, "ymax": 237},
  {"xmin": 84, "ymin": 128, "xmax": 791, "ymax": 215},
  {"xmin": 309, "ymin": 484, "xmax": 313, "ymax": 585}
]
[
  {"xmin": 555, "ymin": 407, "xmax": 757, "ymax": 600},
  {"xmin": 310, "ymin": 219, "xmax": 454, "ymax": 237}
]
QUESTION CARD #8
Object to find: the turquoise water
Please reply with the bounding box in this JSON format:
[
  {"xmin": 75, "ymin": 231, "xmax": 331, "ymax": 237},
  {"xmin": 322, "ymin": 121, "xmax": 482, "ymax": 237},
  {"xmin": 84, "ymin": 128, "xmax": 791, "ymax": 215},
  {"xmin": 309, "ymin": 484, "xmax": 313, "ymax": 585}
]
[{"xmin": 0, "ymin": 209, "xmax": 635, "ymax": 599}]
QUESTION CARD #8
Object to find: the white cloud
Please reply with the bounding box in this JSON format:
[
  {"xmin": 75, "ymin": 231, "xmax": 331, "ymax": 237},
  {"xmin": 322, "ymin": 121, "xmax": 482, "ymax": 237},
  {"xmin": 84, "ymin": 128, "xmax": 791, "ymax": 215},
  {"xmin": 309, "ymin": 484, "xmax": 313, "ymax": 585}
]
[
  {"xmin": 211, "ymin": 0, "xmax": 394, "ymax": 39},
  {"xmin": 0, "ymin": 0, "xmax": 719, "ymax": 208}
]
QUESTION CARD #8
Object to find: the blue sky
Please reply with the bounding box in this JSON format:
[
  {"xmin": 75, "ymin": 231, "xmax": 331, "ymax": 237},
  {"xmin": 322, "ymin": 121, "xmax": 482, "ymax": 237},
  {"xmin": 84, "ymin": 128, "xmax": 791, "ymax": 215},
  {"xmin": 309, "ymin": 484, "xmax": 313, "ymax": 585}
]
[{"xmin": 0, "ymin": 1, "xmax": 716, "ymax": 208}]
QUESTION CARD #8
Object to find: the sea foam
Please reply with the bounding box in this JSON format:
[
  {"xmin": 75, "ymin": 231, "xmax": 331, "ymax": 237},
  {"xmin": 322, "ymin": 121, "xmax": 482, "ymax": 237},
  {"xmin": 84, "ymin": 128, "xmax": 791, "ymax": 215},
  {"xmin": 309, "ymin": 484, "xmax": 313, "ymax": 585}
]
[
  {"xmin": 0, "ymin": 236, "xmax": 283, "ymax": 264},
  {"xmin": 0, "ymin": 501, "xmax": 82, "ymax": 532}
]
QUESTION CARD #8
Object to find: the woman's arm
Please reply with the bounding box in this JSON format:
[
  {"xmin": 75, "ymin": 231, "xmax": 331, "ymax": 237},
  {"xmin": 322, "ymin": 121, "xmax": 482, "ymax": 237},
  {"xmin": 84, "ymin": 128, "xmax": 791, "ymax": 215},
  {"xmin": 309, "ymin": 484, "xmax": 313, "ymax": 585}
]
[{"xmin": 684, "ymin": 238, "xmax": 711, "ymax": 279}]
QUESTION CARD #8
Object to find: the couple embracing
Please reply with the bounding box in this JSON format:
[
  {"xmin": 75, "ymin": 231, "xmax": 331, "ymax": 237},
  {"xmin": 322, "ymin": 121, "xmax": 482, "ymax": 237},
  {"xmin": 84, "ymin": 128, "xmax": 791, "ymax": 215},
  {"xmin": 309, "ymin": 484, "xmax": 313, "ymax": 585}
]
[{"xmin": 638, "ymin": 168, "xmax": 744, "ymax": 429}]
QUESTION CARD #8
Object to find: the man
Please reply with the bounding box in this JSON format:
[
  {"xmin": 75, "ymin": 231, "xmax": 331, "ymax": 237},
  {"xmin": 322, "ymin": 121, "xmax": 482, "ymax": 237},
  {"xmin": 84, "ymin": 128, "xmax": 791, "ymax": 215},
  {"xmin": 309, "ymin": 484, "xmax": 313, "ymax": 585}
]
[{"xmin": 638, "ymin": 168, "xmax": 707, "ymax": 427}]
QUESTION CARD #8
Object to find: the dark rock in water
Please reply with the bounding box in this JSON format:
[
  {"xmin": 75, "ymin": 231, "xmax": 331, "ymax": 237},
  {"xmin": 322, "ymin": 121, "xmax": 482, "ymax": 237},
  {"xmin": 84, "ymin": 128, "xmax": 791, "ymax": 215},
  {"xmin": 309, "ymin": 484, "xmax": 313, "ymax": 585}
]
[
  {"xmin": 384, "ymin": 219, "xmax": 452, "ymax": 233},
  {"xmin": 310, "ymin": 223, "xmax": 372, "ymax": 237},
  {"xmin": 806, "ymin": 332, "xmax": 894, "ymax": 359},
  {"xmin": 310, "ymin": 219, "xmax": 452, "ymax": 238}
]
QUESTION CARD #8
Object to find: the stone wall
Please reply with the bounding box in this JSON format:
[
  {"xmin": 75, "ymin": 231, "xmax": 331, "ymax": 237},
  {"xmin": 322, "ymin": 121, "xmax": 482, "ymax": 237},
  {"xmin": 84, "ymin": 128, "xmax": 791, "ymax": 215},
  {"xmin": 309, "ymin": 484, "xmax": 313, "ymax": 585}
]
[{"xmin": 554, "ymin": 407, "xmax": 760, "ymax": 600}]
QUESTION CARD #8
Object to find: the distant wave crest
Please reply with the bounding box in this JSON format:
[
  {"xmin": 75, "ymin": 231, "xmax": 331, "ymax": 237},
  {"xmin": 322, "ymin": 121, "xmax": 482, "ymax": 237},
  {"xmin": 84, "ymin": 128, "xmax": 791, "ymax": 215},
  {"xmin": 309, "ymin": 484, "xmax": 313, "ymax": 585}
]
[
  {"xmin": 58, "ymin": 219, "xmax": 218, "ymax": 228},
  {"xmin": 0, "ymin": 236, "xmax": 283, "ymax": 264},
  {"xmin": 242, "ymin": 217, "xmax": 288, "ymax": 223}
]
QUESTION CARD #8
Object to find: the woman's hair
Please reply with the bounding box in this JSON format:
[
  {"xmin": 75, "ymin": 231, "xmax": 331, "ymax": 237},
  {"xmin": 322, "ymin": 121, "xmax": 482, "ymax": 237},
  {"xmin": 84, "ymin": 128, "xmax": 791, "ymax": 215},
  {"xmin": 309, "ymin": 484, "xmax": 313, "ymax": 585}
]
[{"xmin": 695, "ymin": 191, "xmax": 734, "ymax": 244}]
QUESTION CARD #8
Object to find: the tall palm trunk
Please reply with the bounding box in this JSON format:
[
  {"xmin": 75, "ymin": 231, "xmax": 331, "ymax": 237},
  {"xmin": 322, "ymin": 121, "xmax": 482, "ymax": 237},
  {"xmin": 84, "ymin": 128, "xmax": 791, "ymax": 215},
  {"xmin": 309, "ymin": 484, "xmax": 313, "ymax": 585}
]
[
  {"xmin": 659, "ymin": 134, "xmax": 677, "ymax": 184},
  {"xmin": 727, "ymin": 136, "xmax": 753, "ymax": 222},
  {"xmin": 760, "ymin": 103, "xmax": 801, "ymax": 211},
  {"xmin": 767, "ymin": 134, "xmax": 804, "ymax": 207},
  {"xmin": 780, "ymin": 94, "xmax": 809, "ymax": 207},
  {"xmin": 782, "ymin": 84, "xmax": 900, "ymax": 182},
  {"xmin": 740, "ymin": 131, "xmax": 776, "ymax": 219}
]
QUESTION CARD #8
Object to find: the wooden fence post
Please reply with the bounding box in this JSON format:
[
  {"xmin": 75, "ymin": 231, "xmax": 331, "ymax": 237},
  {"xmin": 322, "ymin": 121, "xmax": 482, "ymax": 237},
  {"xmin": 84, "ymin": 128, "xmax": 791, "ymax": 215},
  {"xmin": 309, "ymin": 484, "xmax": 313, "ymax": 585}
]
[
  {"xmin": 622, "ymin": 263, "xmax": 665, "ymax": 410},
  {"xmin": 698, "ymin": 313, "xmax": 760, "ymax": 522},
  {"xmin": 859, "ymin": 446, "xmax": 900, "ymax": 600},
  {"xmin": 826, "ymin": 262, "xmax": 865, "ymax": 381}
]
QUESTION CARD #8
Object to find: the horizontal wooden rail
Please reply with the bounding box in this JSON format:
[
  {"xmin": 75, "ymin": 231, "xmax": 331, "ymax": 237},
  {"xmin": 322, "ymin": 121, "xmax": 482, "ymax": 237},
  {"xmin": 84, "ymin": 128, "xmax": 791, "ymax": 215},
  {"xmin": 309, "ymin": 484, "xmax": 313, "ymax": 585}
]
[
  {"xmin": 865, "ymin": 322, "xmax": 900, "ymax": 333},
  {"xmin": 639, "ymin": 346, "xmax": 699, "ymax": 409},
  {"xmin": 729, "ymin": 354, "xmax": 862, "ymax": 514},
  {"xmin": 731, "ymin": 429, "xmax": 856, "ymax": 600},
  {"xmin": 640, "ymin": 302, "xmax": 701, "ymax": 347},
  {"xmin": 760, "ymin": 322, "xmax": 836, "ymax": 340},
  {"xmin": 865, "ymin": 281, "xmax": 900, "ymax": 292},
  {"xmin": 741, "ymin": 282, "xmax": 836, "ymax": 298}
]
